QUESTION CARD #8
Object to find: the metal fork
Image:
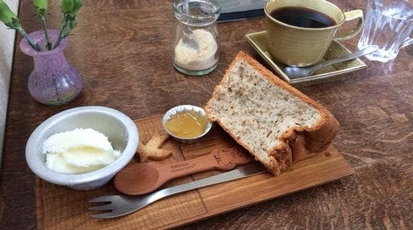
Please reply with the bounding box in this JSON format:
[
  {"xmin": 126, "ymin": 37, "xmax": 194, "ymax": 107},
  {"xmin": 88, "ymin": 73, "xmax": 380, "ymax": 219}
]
[{"xmin": 89, "ymin": 163, "xmax": 267, "ymax": 219}]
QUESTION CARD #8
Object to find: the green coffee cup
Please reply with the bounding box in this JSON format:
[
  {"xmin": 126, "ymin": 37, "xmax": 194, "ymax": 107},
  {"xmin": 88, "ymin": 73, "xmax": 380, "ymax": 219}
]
[{"xmin": 265, "ymin": 0, "xmax": 364, "ymax": 67}]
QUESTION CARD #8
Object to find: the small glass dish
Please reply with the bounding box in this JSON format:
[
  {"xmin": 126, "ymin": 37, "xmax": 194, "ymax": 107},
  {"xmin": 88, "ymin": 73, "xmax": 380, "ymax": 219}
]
[{"xmin": 162, "ymin": 105, "xmax": 212, "ymax": 143}]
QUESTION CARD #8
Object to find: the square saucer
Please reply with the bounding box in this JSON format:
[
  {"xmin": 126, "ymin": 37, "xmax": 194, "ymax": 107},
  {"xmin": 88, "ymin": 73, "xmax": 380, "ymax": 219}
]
[{"xmin": 244, "ymin": 31, "xmax": 367, "ymax": 86}]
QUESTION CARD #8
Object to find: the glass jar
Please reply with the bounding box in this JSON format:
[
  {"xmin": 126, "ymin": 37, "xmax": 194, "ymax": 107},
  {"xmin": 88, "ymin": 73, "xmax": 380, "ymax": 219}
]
[{"xmin": 172, "ymin": 0, "xmax": 221, "ymax": 76}]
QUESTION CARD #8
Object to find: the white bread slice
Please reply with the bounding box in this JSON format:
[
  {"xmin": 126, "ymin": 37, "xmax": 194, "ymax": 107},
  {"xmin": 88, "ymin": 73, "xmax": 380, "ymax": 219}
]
[{"xmin": 205, "ymin": 51, "xmax": 339, "ymax": 175}]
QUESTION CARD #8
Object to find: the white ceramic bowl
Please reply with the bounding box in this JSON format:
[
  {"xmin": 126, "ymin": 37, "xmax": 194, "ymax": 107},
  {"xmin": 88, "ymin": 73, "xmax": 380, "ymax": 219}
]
[
  {"xmin": 162, "ymin": 105, "xmax": 212, "ymax": 143},
  {"xmin": 25, "ymin": 106, "xmax": 139, "ymax": 190}
]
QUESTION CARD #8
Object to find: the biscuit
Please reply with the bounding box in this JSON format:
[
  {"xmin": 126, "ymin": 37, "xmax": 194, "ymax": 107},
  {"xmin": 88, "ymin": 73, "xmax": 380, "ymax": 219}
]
[{"xmin": 137, "ymin": 131, "xmax": 172, "ymax": 162}]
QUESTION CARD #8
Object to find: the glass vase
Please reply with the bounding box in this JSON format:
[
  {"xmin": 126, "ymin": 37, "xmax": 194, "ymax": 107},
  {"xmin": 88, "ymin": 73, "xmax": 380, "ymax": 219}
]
[{"xmin": 19, "ymin": 29, "xmax": 83, "ymax": 106}]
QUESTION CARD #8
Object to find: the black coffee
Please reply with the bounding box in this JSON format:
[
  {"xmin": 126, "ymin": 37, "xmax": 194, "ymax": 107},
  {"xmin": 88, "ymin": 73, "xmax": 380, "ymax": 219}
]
[{"xmin": 270, "ymin": 7, "xmax": 336, "ymax": 28}]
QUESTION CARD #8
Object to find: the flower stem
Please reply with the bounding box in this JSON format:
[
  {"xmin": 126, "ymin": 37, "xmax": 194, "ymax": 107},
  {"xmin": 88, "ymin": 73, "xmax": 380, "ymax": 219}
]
[
  {"xmin": 53, "ymin": 14, "xmax": 69, "ymax": 49},
  {"xmin": 39, "ymin": 15, "xmax": 52, "ymax": 50},
  {"xmin": 19, "ymin": 28, "xmax": 43, "ymax": 52}
]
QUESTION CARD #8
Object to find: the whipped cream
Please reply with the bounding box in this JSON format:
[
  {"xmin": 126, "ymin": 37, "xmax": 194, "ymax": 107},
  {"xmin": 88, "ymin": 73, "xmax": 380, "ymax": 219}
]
[{"xmin": 42, "ymin": 128, "xmax": 121, "ymax": 174}]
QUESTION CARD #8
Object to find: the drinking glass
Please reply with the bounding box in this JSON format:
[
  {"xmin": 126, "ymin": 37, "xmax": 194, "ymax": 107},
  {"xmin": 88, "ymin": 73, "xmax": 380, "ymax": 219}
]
[{"xmin": 357, "ymin": 0, "xmax": 413, "ymax": 63}]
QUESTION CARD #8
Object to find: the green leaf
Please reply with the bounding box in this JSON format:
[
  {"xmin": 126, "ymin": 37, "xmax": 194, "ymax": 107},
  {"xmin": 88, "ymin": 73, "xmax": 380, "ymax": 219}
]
[
  {"xmin": 71, "ymin": 0, "xmax": 83, "ymax": 16},
  {"xmin": 60, "ymin": 0, "xmax": 74, "ymax": 14},
  {"xmin": 68, "ymin": 18, "xmax": 77, "ymax": 30},
  {"xmin": 0, "ymin": 0, "xmax": 18, "ymax": 25},
  {"xmin": 60, "ymin": 0, "xmax": 82, "ymax": 16},
  {"xmin": 33, "ymin": 0, "xmax": 48, "ymax": 11},
  {"xmin": 8, "ymin": 16, "xmax": 22, "ymax": 28}
]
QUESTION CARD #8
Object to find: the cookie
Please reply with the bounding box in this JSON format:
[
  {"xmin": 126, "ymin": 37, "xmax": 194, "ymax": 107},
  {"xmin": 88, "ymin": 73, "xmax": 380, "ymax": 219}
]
[{"xmin": 137, "ymin": 131, "xmax": 172, "ymax": 162}]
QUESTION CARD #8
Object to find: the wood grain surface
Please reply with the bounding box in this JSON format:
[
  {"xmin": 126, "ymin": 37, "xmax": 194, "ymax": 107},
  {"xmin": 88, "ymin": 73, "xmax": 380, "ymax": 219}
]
[
  {"xmin": 1, "ymin": 0, "xmax": 413, "ymax": 229},
  {"xmin": 33, "ymin": 115, "xmax": 353, "ymax": 230}
]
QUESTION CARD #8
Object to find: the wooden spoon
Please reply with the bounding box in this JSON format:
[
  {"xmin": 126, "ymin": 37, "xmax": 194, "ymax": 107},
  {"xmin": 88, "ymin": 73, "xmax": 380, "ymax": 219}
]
[{"xmin": 114, "ymin": 147, "xmax": 253, "ymax": 195}]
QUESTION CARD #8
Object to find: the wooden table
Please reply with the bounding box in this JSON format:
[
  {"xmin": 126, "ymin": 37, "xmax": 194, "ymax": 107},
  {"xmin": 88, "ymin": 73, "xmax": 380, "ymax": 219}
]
[{"xmin": 1, "ymin": 0, "xmax": 412, "ymax": 229}]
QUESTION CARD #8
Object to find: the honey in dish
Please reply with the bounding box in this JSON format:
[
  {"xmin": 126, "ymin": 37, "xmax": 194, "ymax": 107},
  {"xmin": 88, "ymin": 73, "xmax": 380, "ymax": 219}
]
[{"xmin": 165, "ymin": 110, "xmax": 209, "ymax": 138}]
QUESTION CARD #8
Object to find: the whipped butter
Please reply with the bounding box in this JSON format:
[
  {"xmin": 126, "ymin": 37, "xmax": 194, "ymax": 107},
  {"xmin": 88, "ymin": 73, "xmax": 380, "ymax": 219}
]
[{"xmin": 42, "ymin": 128, "xmax": 121, "ymax": 174}]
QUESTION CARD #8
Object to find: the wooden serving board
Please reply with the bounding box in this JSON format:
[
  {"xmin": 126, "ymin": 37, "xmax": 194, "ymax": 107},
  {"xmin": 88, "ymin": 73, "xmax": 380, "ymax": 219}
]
[{"xmin": 36, "ymin": 115, "xmax": 354, "ymax": 230}]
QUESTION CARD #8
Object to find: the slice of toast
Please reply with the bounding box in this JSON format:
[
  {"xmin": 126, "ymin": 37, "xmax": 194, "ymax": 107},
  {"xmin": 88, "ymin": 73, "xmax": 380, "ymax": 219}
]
[{"xmin": 205, "ymin": 51, "xmax": 339, "ymax": 175}]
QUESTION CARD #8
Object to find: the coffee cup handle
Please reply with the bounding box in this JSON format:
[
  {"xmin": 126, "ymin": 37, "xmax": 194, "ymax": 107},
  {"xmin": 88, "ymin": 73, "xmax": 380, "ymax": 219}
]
[{"xmin": 334, "ymin": 10, "xmax": 364, "ymax": 41}]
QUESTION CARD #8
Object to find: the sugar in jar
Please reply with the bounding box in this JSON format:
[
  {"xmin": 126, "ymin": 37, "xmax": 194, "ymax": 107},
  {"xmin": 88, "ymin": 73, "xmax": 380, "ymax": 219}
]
[{"xmin": 172, "ymin": 0, "xmax": 221, "ymax": 76}]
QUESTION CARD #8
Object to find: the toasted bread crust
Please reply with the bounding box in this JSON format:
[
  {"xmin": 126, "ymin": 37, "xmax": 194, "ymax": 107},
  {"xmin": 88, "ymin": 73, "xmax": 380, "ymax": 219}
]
[{"xmin": 205, "ymin": 51, "xmax": 339, "ymax": 175}]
